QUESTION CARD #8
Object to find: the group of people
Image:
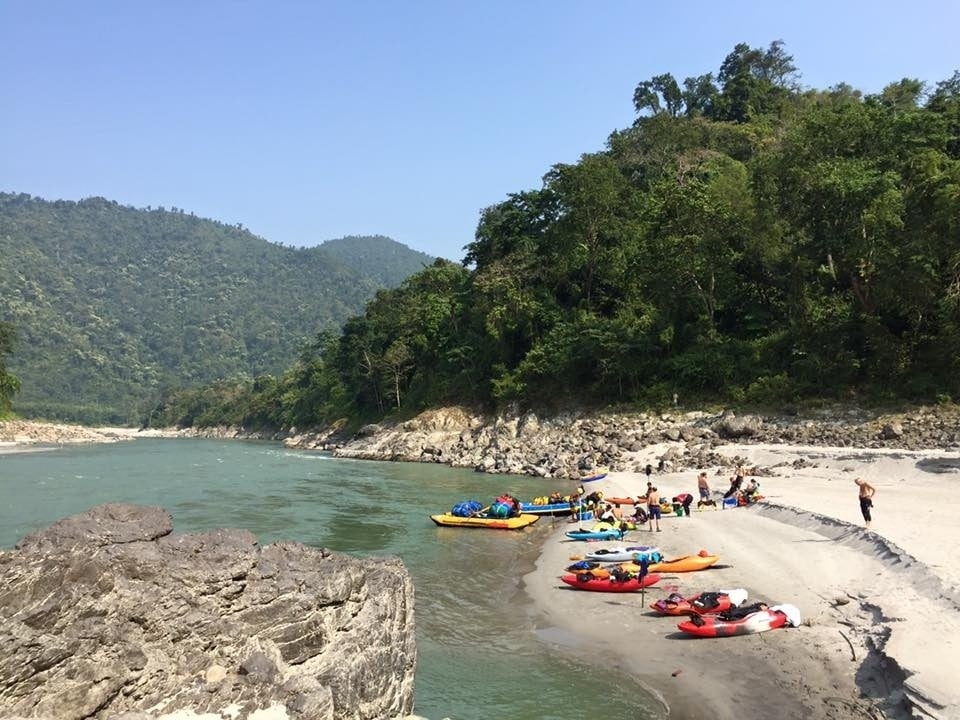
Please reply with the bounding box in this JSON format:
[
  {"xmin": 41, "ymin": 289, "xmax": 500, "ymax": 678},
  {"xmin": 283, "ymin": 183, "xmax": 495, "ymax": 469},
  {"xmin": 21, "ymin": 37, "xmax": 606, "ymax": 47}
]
[
  {"xmin": 625, "ymin": 482, "xmax": 666, "ymax": 531},
  {"xmin": 565, "ymin": 459, "xmax": 878, "ymax": 535},
  {"xmin": 627, "ymin": 465, "xmax": 760, "ymax": 529},
  {"xmin": 715, "ymin": 465, "xmax": 761, "ymax": 505},
  {"xmin": 706, "ymin": 466, "xmax": 876, "ymax": 527}
]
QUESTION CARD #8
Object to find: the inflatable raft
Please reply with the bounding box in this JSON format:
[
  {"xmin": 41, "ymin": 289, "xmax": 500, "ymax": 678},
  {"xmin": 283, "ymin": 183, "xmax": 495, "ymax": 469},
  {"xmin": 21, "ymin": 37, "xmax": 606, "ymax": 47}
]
[{"xmin": 430, "ymin": 512, "xmax": 540, "ymax": 530}]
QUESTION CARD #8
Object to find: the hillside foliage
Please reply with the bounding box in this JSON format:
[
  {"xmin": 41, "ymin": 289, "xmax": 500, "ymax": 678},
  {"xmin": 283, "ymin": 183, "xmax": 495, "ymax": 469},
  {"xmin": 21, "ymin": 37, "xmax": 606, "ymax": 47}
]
[
  {"xmin": 150, "ymin": 43, "xmax": 960, "ymax": 430},
  {"xmin": 0, "ymin": 194, "xmax": 432, "ymax": 424}
]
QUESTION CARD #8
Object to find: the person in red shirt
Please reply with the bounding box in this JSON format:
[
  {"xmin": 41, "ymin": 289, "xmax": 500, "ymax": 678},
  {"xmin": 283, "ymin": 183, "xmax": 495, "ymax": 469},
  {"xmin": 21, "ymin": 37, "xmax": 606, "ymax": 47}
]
[{"xmin": 672, "ymin": 492, "xmax": 694, "ymax": 516}]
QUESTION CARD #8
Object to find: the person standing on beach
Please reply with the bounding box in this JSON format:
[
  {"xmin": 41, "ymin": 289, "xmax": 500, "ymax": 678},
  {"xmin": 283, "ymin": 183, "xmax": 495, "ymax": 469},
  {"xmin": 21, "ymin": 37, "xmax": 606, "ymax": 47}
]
[
  {"xmin": 647, "ymin": 486, "xmax": 662, "ymax": 531},
  {"xmin": 855, "ymin": 478, "xmax": 876, "ymax": 528},
  {"xmin": 697, "ymin": 472, "xmax": 710, "ymax": 501}
]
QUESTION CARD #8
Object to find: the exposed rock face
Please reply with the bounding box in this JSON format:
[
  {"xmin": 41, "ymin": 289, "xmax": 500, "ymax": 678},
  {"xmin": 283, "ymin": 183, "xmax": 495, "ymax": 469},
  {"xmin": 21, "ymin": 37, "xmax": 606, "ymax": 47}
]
[
  {"xmin": 0, "ymin": 504, "xmax": 416, "ymax": 720},
  {"xmin": 282, "ymin": 404, "xmax": 960, "ymax": 480}
]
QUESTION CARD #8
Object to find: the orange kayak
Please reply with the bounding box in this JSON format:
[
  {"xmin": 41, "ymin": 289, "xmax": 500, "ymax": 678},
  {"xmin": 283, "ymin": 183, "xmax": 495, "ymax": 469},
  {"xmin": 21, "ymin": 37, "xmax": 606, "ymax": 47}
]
[{"xmin": 621, "ymin": 553, "xmax": 719, "ymax": 574}]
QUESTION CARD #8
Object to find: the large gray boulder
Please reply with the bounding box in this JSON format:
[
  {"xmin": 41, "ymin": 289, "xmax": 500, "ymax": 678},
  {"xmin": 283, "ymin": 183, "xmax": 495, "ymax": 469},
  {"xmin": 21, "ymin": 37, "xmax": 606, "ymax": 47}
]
[
  {"xmin": 0, "ymin": 504, "xmax": 416, "ymax": 720},
  {"xmin": 712, "ymin": 412, "xmax": 764, "ymax": 439}
]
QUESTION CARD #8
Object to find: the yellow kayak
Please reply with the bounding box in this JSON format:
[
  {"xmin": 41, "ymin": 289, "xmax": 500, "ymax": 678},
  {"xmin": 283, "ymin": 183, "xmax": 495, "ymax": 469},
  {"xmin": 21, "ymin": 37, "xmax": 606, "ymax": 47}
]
[
  {"xmin": 621, "ymin": 553, "xmax": 719, "ymax": 573},
  {"xmin": 430, "ymin": 513, "xmax": 540, "ymax": 530}
]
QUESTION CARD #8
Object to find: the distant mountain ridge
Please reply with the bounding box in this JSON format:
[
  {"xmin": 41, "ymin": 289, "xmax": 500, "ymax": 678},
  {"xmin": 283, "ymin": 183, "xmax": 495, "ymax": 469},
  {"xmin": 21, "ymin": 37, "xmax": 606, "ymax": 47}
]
[{"xmin": 0, "ymin": 193, "xmax": 434, "ymax": 424}]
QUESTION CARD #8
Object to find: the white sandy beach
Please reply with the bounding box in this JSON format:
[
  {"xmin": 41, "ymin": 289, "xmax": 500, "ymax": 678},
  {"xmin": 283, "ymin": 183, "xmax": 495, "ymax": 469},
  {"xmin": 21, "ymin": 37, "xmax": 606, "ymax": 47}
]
[{"xmin": 524, "ymin": 443, "xmax": 960, "ymax": 720}]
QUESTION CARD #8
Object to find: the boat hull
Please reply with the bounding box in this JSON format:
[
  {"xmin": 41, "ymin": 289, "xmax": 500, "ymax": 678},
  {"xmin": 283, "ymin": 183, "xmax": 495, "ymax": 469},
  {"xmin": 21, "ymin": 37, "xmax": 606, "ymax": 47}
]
[
  {"xmin": 621, "ymin": 554, "xmax": 719, "ymax": 573},
  {"xmin": 560, "ymin": 573, "xmax": 662, "ymax": 592},
  {"xmin": 651, "ymin": 589, "xmax": 746, "ymax": 616},
  {"xmin": 565, "ymin": 528, "xmax": 623, "ymax": 541},
  {"xmin": 519, "ymin": 501, "xmax": 575, "ymax": 516},
  {"xmin": 430, "ymin": 513, "xmax": 540, "ymax": 530},
  {"xmin": 584, "ymin": 546, "xmax": 662, "ymax": 563},
  {"xmin": 579, "ymin": 467, "xmax": 609, "ymax": 483},
  {"xmin": 677, "ymin": 610, "xmax": 788, "ymax": 637}
]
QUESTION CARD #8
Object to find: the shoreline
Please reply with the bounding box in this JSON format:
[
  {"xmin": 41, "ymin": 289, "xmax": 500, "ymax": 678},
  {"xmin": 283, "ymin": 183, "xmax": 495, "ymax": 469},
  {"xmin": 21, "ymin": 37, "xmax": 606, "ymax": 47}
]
[
  {"xmin": 0, "ymin": 421, "xmax": 181, "ymax": 453},
  {"xmin": 4, "ymin": 417, "xmax": 959, "ymax": 718},
  {"xmin": 522, "ymin": 447, "xmax": 960, "ymax": 720}
]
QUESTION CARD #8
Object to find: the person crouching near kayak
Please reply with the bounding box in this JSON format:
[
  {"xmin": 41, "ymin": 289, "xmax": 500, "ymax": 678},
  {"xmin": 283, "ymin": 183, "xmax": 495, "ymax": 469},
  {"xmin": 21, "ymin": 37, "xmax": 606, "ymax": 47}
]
[
  {"xmin": 597, "ymin": 503, "xmax": 618, "ymax": 526},
  {"xmin": 631, "ymin": 497, "xmax": 649, "ymax": 527},
  {"xmin": 647, "ymin": 486, "xmax": 662, "ymax": 531},
  {"xmin": 672, "ymin": 492, "xmax": 694, "ymax": 516}
]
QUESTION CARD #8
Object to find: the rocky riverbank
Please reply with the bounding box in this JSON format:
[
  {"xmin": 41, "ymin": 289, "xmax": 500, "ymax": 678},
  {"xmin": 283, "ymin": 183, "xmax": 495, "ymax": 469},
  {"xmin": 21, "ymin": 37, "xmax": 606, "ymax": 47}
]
[
  {"xmin": 283, "ymin": 404, "xmax": 960, "ymax": 479},
  {"xmin": 7, "ymin": 404, "xmax": 960, "ymax": 480},
  {"xmin": 0, "ymin": 420, "xmax": 180, "ymax": 448}
]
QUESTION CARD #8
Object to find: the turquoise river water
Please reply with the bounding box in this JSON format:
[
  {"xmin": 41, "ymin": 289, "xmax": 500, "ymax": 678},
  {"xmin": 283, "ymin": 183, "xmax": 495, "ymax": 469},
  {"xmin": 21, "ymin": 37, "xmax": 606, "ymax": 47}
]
[{"xmin": 0, "ymin": 438, "xmax": 662, "ymax": 719}]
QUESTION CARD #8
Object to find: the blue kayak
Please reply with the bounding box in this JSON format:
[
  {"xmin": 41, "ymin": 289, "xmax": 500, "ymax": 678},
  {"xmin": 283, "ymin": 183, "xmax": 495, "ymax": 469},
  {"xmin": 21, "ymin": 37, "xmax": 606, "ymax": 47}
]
[
  {"xmin": 579, "ymin": 468, "xmax": 609, "ymax": 483},
  {"xmin": 520, "ymin": 501, "xmax": 575, "ymax": 516},
  {"xmin": 519, "ymin": 501, "xmax": 594, "ymax": 520},
  {"xmin": 565, "ymin": 528, "xmax": 624, "ymax": 541}
]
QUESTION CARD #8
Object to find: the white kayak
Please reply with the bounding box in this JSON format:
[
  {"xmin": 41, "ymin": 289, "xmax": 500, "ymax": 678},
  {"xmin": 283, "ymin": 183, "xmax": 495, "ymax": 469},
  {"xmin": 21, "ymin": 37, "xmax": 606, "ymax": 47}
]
[{"xmin": 584, "ymin": 546, "xmax": 663, "ymax": 564}]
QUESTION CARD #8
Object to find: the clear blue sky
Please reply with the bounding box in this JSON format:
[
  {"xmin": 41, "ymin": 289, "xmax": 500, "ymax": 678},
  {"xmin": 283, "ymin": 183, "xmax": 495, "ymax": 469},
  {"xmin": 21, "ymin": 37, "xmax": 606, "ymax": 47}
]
[{"xmin": 3, "ymin": 1, "xmax": 958, "ymax": 261}]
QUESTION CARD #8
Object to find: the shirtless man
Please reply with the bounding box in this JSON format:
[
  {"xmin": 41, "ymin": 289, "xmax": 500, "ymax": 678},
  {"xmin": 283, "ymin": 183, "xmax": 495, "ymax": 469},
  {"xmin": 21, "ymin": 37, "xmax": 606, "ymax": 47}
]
[
  {"xmin": 697, "ymin": 471, "xmax": 711, "ymax": 501},
  {"xmin": 647, "ymin": 486, "xmax": 662, "ymax": 532},
  {"xmin": 855, "ymin": 478, "xmax": 876, "ymax": 528}
]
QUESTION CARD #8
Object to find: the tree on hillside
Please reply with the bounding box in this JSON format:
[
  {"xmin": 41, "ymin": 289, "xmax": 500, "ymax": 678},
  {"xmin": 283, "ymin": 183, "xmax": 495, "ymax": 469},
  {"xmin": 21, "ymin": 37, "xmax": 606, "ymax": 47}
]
[
  {"xmin": 713, "ymin": 40, "xmax": 799, "ymax": 122},
  {"xmin": 0, "ymin": 322, "xmax": 21, "ymax": 415}
]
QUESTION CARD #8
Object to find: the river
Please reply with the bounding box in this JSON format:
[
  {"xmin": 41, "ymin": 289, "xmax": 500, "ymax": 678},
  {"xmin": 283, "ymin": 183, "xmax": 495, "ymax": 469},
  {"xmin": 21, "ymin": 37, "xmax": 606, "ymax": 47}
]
[{"xmin": 0, "ymin": 438, "xmax": 661, "ymax": 719}]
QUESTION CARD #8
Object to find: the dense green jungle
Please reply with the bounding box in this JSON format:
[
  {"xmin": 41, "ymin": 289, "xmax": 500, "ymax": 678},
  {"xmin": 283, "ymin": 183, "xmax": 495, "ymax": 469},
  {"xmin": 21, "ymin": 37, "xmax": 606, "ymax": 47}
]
[
  {"xmin": 0, "ymin": 196, "xmax": 433, "ymax": 424},
  {"xmin": 3, "ymin": 42, "xmax": 959, "ymax": 430}
]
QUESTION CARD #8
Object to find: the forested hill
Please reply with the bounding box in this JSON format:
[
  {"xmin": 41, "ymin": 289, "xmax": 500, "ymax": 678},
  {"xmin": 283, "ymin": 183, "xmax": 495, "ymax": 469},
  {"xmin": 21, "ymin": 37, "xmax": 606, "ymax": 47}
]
[
  {"xmin": 320, "ymin": 235, "xmax": 438, "ymax": 287},
  {"xmin": 0, "ymin": 193, "xmax": 433, "ymax": 424},
  {"xmin": 145, "ymin": 43, "xmax": 960, "ymax": 432}
]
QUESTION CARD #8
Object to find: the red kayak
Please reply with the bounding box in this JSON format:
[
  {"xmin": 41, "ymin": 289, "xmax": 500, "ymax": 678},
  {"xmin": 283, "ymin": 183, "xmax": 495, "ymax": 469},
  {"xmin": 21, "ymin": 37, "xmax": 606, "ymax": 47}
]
[
  {"xmin": 561, "ymin": 572, "xmax": 661, "ymax": 592},
  {"xmin": 650, "ymin": 589, "xmax": 748, "ymax": 616},
  {"xmin": 677, "ymin": 609, "xmax": 789, "ymax": 637}
]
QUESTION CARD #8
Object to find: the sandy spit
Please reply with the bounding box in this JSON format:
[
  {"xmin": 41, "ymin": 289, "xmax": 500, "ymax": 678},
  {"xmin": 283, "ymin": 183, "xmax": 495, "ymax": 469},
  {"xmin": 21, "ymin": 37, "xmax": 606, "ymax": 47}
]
[{"xmin": 523, "ymin": 444, "xmax": 960, "ymax": 720}]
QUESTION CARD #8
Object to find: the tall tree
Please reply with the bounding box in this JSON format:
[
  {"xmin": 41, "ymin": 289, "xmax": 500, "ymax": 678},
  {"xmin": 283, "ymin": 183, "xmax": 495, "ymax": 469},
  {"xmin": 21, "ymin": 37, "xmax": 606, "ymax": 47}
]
[
  {"xmin": 713, "ymin": 40, "xmax": 798, "ymax": 122},
  {"xmin": 0, "ymin": 322, "xmax": 21, "ymax": 416},
  {"xmin": 633, "ymin": 73, "xmax": 683, "ymax": 117}
]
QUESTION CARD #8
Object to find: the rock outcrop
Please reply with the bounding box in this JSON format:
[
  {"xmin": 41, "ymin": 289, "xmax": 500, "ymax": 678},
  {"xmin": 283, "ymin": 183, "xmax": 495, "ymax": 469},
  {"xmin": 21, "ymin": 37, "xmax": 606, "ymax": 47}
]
[
  {"xmin": 0, "ymin": 422, "xmax": 178, "ymax": 446},
  {"xmin": 281, "ymin": 404, "xmax": 960, "ymax": 480},
  {"xmin": 0, "ymin": 504, "xmax": 416, "ymax": 720}
]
